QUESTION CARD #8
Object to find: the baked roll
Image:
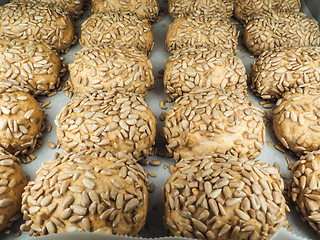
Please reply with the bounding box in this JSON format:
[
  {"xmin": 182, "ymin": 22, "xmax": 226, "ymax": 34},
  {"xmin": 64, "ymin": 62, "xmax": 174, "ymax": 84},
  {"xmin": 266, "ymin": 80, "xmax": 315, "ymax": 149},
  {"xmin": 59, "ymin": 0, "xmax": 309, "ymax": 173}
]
[
  {"xmin": 21, "ymin": 150, "xmax": 148, "ymax": 236},
  {"xmin": 244, "ymin": 9, "xmax": 320, "ymax": 55},
  {"xmin": 164, "ymin": 88, "xmax": 265, "ymax": 161},
  {"xmin": 55, "ymin": 90, "xmax": 157, "ymax": 160},
  {"xmin": 166, "ymin": 14, "xmax": 239, "ymax": 54},
  {"xmin": 0, "ymin": 1, "xmax": 75, "ymax": 53},
  {"xmin": 80, "ymin": 11, "xmax": 154, "ymax": 55},
  {"xmin": 164, "ymin": 154, "xmax": 288, "ymax": 239},
  {"xmin": 169, "ymin": 0, "xmax": 233, "ymax": 19},
  {"xmin": 92, "ymin": 0, "xmax": 159, "ymax": 22},
  {"xmin": 164, "ymin": 47, "xmax": 247, "ymax": 99},
  {"xmin": 69, "ymin": 45, "xmax": 154, "ymax": 95}
]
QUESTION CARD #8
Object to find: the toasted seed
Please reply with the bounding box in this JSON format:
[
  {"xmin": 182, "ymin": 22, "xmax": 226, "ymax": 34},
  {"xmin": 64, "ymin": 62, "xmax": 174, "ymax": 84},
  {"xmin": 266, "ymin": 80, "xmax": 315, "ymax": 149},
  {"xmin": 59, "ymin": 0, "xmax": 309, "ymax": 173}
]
[
  {"xmin": 48, "ymin": 142, "xmax": 57, "ymax": 149},
  {"xmin": 0, "ymin": 198, "xmax": 12, "ymax": 207},
  {"xmin": 149, "ymin": 160, "xmax": 161, "ymax": 166},
  {"xmin": 83, "ymin": 178, "xmax": 96, "ymax": 190},
  {"xmin": 124, "ymin": 198, "xmax": 139, "ymax": 213}
]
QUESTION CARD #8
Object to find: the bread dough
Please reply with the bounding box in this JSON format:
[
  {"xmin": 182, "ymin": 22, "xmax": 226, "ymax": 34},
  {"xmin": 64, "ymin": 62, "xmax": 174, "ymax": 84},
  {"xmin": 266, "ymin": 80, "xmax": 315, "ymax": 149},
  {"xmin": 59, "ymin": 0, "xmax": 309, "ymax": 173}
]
[
  {"xmin": 164, "ymin": 47, "xmax": 247, "ymax": 99},
  {"xmin": 70, "ymin": 45, "xmax": 154, "ymax": 95},
  {"xmin": 164, "ymin": 154, "xmax": 288, "ymax": 239},
  {"xmin": 21, "ymin": 150, "xmax": 148, "ymax": 236},
  {"xmin": 163, "ymin": 88, "xmax": 265, "ymax": 161},
  {"xmin": 55, "ymin": 90, "xmax": 157, "ymax": 160}
]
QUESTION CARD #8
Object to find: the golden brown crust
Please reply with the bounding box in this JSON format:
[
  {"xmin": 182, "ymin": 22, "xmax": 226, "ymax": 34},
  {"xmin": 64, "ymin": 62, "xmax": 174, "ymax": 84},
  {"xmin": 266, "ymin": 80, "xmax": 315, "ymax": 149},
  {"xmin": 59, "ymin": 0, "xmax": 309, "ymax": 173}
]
[{"xmin": 251, "ymin": 46, "xmax": 320, "ymax": 101}]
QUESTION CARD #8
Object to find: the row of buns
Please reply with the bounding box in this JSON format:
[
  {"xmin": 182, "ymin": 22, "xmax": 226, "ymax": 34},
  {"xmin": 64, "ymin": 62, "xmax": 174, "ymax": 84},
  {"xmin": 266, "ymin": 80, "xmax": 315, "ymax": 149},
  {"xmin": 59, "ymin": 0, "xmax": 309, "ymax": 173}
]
[
  {"xmin": 163, "ymin": 0, "xmax": 320, "ymax": 239},
  {"xmin": 0, "ymin": 0, "xmax": 160, "ymax": 236}
]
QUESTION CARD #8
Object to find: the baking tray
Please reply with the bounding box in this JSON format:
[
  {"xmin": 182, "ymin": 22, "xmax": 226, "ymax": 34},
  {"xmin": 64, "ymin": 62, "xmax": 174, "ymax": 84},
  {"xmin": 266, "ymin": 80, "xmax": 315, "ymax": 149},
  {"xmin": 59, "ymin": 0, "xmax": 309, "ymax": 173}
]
[{"xmin": 0, "ymin": 0, "xmax": 319, "ymax": 239}]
